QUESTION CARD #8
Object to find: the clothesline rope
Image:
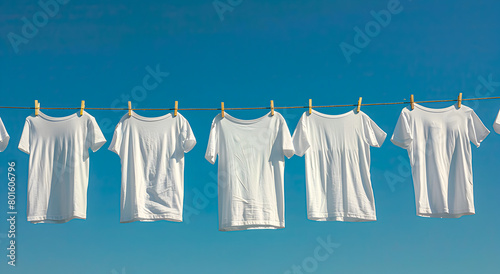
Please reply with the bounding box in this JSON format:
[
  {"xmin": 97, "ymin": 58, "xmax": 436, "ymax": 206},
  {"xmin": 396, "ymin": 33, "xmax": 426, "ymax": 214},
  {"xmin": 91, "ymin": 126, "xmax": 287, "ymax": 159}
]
[{"xmin": 0, "ymin": 96, "xmax": 499, "ymax": 111}]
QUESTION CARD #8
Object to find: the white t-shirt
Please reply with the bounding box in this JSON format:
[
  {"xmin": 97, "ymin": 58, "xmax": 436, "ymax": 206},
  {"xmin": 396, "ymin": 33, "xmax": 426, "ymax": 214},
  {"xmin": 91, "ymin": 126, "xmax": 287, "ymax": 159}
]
[
  {"xmin": 18, "ymin": 111, "xmax": 106, "ymax": 224},
  {"xmin": 494, "ymin": 109, "xmax": 500, "ymax": 134},
  {"xmin": 205, "ymin": 112, "xmax": 294, "ymax": 231},
  {"xmin": 391, "ymin": 103, "xmax": 490, "ymax": 218},
  {"xmin": 0, "ymin": 117, "xmax": 9, "ymax": 152},
  {"xmin": 292, "ymin": 109, "xmax": 386, "ymax": 222},
  {"xmin": 108, "ymin": 111, "xmax": 196, "ymax": 223}
]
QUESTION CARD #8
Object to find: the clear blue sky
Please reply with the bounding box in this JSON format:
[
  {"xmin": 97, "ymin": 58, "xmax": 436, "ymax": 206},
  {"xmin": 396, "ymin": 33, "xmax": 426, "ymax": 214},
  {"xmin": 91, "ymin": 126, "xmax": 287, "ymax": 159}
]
[{"xmin": 1, "ymin": 0, "xmax": 499, "ymax": 273}]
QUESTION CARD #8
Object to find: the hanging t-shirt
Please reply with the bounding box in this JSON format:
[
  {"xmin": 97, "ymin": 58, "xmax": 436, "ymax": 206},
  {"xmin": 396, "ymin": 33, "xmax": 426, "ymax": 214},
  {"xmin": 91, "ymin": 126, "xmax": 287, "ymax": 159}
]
[
  {"xmin": 18, "ymin": 111, "xmax": 106, "ymax": 224},
  {"xmin": 292, "ymin": 109, "xmax": 386, "ymax": 222},
  {"xmin": 494, "ymin": 109, "xmax": 500, "ymax": 134},
  {"xmin": 391, "ymin": 103, "xmax": 489, "ymax": 218},
  {"xmin": 205, "ymin": 111, "xmax": 294, "ymax": 231},
  {"xmin": 0, "ymin": 117, "xmax": 9, "ymax": 152},
  {"xmin": 108, "ymin": 111, "xmax": 196, "ymax": 223}
]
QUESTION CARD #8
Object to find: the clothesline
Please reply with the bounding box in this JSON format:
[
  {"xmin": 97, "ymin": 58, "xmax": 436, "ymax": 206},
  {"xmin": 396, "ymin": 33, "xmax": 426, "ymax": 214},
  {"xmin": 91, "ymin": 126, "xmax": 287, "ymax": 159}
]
[
  {"xmin": 5, "ymin": 94, "xmax": 500, "ymax": 227},
  {"xmin": 0, "ymin": 96, "xmax": 499, "ymax": 111}
]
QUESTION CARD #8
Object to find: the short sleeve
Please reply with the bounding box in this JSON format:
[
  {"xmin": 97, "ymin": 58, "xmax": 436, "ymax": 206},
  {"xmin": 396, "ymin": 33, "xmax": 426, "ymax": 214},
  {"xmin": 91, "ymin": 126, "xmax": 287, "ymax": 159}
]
[
  {"xmin": 279, "ymin": 114, "xmax": 295, "ymax": 159},
  {"xmin": 108, "ymin": 120, "xmax": 123, "ymax": 156},
  {"xmin": 86, "ymin": 115, "xmax": 107, "ymax": 152},
  {"xmin": 0, "ymin": 117, "xmax": 10, "ymax": 152},
  {"xmin": 292, "ymin": 112, "xmax": 310, "ymax": 157},
  {"xmin": 468, "ymin": 110, "xmax": 490, "ymax": 147},
  {"xmin": 361, "ymin": 112, "xmax": 387, "ymax": 147},
  {"xmin": 391, "ymin": 109, "xmax": 413, "ymax": 149},
  {"xmin": 18, "ymin": 118, "xmax": 31, "ymax": 154},
  {"xmin": 494, "ymin": 109, "xmax": 500, "ymax": 135},
  {"xmin": 180, "ymin": 114, "xmax": 196, "ymax": 153},
  {"xmin": 205, "ymin": 115, "xmax": 220, "ymax": 164}
]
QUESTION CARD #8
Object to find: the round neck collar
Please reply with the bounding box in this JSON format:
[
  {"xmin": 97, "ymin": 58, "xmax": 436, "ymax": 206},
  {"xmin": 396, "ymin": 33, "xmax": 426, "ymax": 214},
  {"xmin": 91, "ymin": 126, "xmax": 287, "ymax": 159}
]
[
  {"xmin": 37, "ymin": 111, "xmax": 79, "ymax": 121},
  {"xmin": 130, "ymin": 110, "xmax": 173, "ymax": 121},
  {"xmin": 311, "ymin": 108, "xmax": 356, "ymax": 118},
  {"xmin": 223, "ymin": 111, "xmax": 273, "ymax": 124},
  {"xmin": 413, "ymin": 103, "xmax": 457, "ymax": 113}
]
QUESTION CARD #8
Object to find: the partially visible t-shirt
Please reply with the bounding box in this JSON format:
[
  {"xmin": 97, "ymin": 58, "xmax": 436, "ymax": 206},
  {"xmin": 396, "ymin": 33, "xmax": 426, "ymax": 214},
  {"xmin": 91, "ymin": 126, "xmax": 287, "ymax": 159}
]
[
  {"xmin": 205, "ymin": 111, "xmax": 294, "ymax": 231},
  {"xmin": 494, "ymin": 109, "xmax": 500, "ymax": 134},
  {"xmin": 108, "ymin": 111, "xmax": 196, "ymax": 223},
  {"xmin": 18, "ymin": 111, "xmax": 106, "ymax": 224},
  {"xmin": 391, "ymin": 103, "xmax": 489, "ymax": 218},
  {"xmin": 292, "ymin": 109, "xmax": 386, "ymax": 222},
  {"xmin": 0, "ymin": 117, "xmax": 9, "ymax": 152}
]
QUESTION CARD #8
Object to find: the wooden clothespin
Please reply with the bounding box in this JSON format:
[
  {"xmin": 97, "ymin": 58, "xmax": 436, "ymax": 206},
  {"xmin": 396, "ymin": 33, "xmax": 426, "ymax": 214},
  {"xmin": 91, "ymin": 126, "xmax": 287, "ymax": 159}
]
[
  {"xmin": 128, "ymin": 101, "xmax": 132, "ymax": 116},
  {"xmin": 174, "ymin": 101, "xmax": 178, "ymax": 117},
  {"xmin": 308, "ymin": 99, "xmax": 312, "ymax": 114},
  {"xmin": 270, "ymin": 100, "xmax": 274, "ymax": 116},
  {"xmin": 221, "ymin": 102, "xmax": 224, "ymax": 118},
  {"xmin": 356, "ymin": 97, "xmax": 362, "ymax": 113},
  {"xmin": 35, "ymin": 100, "xmax": 39, "ymax": 116},
  {"xmin": 410, "ymin": 94, "xmax": 415, "ymax": 110},
  {"xmin": 80, "ymin": 100, "xmax": 85, "ymax": 116},
  {"xmin": 457, "ymin": 93, "xmax": 462, "ymax": 108}
]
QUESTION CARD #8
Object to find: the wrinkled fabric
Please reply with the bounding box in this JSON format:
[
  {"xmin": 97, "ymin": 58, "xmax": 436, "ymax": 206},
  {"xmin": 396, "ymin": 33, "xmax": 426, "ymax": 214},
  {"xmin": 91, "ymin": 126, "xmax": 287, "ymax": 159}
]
[
  {"xmin": 293, "ymin": 109, "xmax": 386, "ymax": 222},
  {"xmin": 205, "ymin": 111, "xmax": 294, "ymax": 231},
  {"xmin": 391, "ymin": 104, "xmax": 489, "ymax": 218},
  {"xmin": 109, "ymin": 111, "xmax": 196, "ymax": 223}
]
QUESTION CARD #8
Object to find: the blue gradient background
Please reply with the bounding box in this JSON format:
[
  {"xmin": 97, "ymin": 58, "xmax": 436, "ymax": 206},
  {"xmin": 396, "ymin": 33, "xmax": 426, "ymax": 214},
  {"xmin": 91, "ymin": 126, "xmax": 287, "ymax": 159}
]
[{"xmin": 1, "ymin": 1, "xmax": 499, "ymax": 273}]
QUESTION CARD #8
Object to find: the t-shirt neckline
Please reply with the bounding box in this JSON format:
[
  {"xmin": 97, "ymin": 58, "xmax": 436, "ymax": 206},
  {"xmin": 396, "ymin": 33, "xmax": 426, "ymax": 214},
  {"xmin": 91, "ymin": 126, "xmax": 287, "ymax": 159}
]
[
  {"xmin": 413, "ymin": 103, "xmax": 457, "ymax": 113},
  {"xmin": 223, "ymin": 111, "xmax": 272, "ymax": 124},
  {"xmin": 130, "ymin": 110, "xmax": 173, "ymax": 121},
  {"xmin": 37, "ymin": 111, "xmax": 79, "ymax": 121},
  {"xmin": 311, "ymin": 108, "xmax": 355, "ymax": 118}
]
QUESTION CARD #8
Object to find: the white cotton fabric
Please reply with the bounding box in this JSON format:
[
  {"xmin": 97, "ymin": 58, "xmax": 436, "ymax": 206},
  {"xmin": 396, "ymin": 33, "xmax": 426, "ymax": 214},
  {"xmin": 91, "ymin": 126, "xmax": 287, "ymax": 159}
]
[
  {"xmin": 205, "ymin": 112, "xmax": 294, "ymax": 231},
  {"xmin": 18, "ymin": 111, "xmax": 106, "ymax": 224},
  {"xmin": 292, "ymin": 109, "xmax": 386, "ymax": 222},
  {"xmin": 494, "ymin": 109, "xmax": 500, "ymax": 134},
  {"xmin": 109, "ymin": 111, "xmax": 196, "ymax": 223},
  {"xmin": 391, "ymin": 103, "xmax": 490, "ymax": 218},
  {"xmin": 0, "ymin": 117, "xmax": 9, "ymax": 152}
]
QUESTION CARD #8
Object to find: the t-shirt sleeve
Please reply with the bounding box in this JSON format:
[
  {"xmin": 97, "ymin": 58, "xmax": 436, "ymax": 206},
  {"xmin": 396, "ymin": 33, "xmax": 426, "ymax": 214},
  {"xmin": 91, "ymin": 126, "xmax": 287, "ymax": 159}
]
[
  {"xmin": 280, "ymin": 115, "xmax": 295, "ymax": 159},
  {"xmin": 205, "ymin": 116, "xmax": 220, "ymax": 164},
  {"xmin": 362, "ymin": 112, "xmax": 387, "ymax": 148},
  {"xmin": 468, "ymin": 110, "xmax": 490, "ymax": 147},
  {"xmin": 390, "ymin": 109, "xmax": 413, "ymax": 149},
  {"xmin": 292, "ymin": 112, "xmax": 310, "ymax": 157},
  {"xmin": 87, "ymin": 116, "xmax": 107, "ymax": 152},
  {"xmin": 494, "ymin": 109, "xmax": 500, "ymax": 135},
  {"xmin": 18, "ymin": 118, "xmax": 31, "ymax": 154},
  {"xmin": 108, "ymin": 120, "xmax": 123, "ymax": 156},
  {"xmin": 0, "ymin": 117, "xmax": 10, "ymax": 152},
  {"xmin": 180, "ymin": 115, "xmax": 196, "ymax": 153}
]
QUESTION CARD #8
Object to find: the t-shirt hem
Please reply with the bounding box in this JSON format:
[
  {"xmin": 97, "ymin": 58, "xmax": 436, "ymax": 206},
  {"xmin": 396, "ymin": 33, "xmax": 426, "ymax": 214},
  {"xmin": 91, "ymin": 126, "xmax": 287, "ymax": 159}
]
[
  {"xmin": 91, "ymin": 139, "xmax": 107, "ymax": 152},
  {"xmin": 183, "ymin": 139, "xmax": 196, "ymax": 153},
  {"xmin": 205, "ymin": 154, "xmax": 216, "ymax": 165},
  {"xmin": 494, "ymin": 123, "xmax": 500, "ymax": 134},
  {"xmin": 18, "ymin": 145, "xmax": 30, "ymax": 154},
  {"xmin": 284, "ymin": 149, "xmax": 295, "ymax": 159},
  {"xmin": 219, "ymin": 220, "xmax": 284, "ymax": 231},
  {"xmin": 373, "ymin": 132, "xmax": 388, "ymax": 148},
  {"xmin": 390, "ymin": 137, "xmax": 412, "ymax": 149},
  {"xmin": 308, "ymin": 212, "xmax": 376, "ymax": 222},
  {"xmin": 417, "ymin": 209, "xmax": 475, "ymax": 218},
  {"xmin": 474, "ymin": 128, "xmax": 490, "ymax": 147},
  {"xmin": 28, "ymin": 214, "xmax": 86, "ymax": 224},
  {"xmin": 0, "ymin": 135, "xmax": 9, "ymax": 152},
  {"xmin": 108, "ymin": 146, "xmax": 119, "ymax": 156},
  {"xmin": 121, "ymin": 213, "xmax": 183, "ymax": 223}
]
